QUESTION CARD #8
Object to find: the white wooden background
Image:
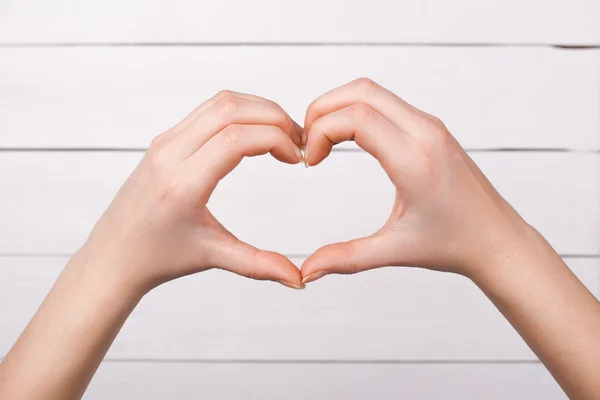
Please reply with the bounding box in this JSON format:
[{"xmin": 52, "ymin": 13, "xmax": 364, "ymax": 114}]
[{"xmin": 0, "ymin": 1, "xmax": 599, "ymax": 399}]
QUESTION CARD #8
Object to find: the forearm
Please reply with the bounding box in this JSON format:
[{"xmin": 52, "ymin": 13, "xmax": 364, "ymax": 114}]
[
  {"xmin": 0, "ymin": 248, "xmax": 143, "ymax": 400},
  {"xmin": 471, "ymin": 227, "xmax": 600, "ymax": 399}
]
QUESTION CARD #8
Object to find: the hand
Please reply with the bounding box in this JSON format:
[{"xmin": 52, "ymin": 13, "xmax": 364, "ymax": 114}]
[
  {"xmin": 81, "ymin": 91, "xmax": 306, "ymax": 293},
  {"xmin": 300, "ymin": 78, "xmax": 536, "ymax": 283}
]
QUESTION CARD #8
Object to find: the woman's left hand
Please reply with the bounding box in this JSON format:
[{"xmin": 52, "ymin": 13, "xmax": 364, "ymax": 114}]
[{"xmin": 82, "ymin": 90, "xmax": 306, "ymax": 294}]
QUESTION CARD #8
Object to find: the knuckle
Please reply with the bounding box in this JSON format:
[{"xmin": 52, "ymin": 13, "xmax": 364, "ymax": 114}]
[
  {"xmin": 353, "ymin": 77, "xmax": 379, "ymax": 92},
  {"xmin": 427, "ymin": 114, "xmax": 447, "ymax": 132},
  {"xmin": 264, "ymin": 105, "xmax": 294, "ymax": 136},
  {"xmin": 351, "ymin": 102, "xmax": 375, "ymax": 121},
  {"xmin": 268, "ymin": 104, "xmax": 287, "ymax": 123},
  {"xmin": 275, "ymin": 112, "xmax": 293, "ymax": 132},
  {"xmin": 145, "ymin": 141, "xmax": 169, "ymax": 170},
  {"xmin": 245, "ymin": 248, "xmax": 261, "ymax": 280},
  {"xmin": 246, "ymin": 265, "xmax": 258, "ymax": 280},
  {"xmin": 214, "ymin": 89, "xmax": 235, "ymax": 100},
  {"xmin": 416, "ymin": 114, "xmax": 452, "ymax": 148},
  {"xmin": 221, "ymin": 124, "xmax": 244, "ymax": 149},
  {"xmin": 306, "ymin": 96, "xmax": 320, "ymax": 113},
  {"xmin": 149, "ymin": 132, "xmax": 168, "ymax": 151},
  {"xmin": 305, "ymin": 100, "xmax": 320, "ymax": 123},
  {"xmin": 308, "ymin": 118, "xmax": 325, "ymax": 138},
  {"xmin": 263, "ymin": 97, "xmax": 282, "ymax": 110},
  {"xmin": 343, "ymin": 243, "xmax": 359, "ymax": 275},
  {"xmin": 214, "ymin": 96, "xmax": 241, "ymax": 119}
]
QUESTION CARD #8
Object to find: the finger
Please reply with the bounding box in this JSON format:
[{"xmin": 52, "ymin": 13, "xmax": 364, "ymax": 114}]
[
  {"xmin": 209, "ymin": 237, "xmax": 304, "ymax": 289},
  {"xmin": 168, "ymin": 96, "xmax": 302, "ymax": 159},
  {"xmin": 227, "ymin": 92, "xmax": 305, "ymax": 148},
  {"xmin": 304, "ymin": 103, "xmax": 415, "ymax": 174},
  {"xmin": 300, "ymin": 235, "xmax": 393, "ymax": 284},
  {"xmin": 305, "ymin": 78, "xmax": 427, "ymax": 136},
  {"xmin": 159, "ymin": 90, "xmax": 291, "ymax": 140},
  {"xmin": 151, "ymin": 90, "xmax": 238, "ymax": 146},
  {"xmin": 181, "ymin": 124, "xmax": 303, "ymax": 198}
]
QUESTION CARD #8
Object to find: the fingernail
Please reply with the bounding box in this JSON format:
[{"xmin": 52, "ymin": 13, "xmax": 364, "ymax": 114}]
[
  {"xmin": 304, "ymin": 147, "xmax": 309, "ymax": 168},
  {"xmin": 301, "ymin": 271, "xmax": 327, "ymax": 284},
  {"xmin": 294, "ymin": 146, "xmax": 303, "ymax": 163},
  {"xmin": 278, "ymin": 280, "xmax": 306, "ymax": 290}
]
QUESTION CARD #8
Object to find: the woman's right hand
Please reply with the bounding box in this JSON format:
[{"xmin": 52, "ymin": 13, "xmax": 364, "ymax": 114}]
[
  {"xmin": 299, "ymin": 78, "xmax": 600, "ymax": 400},
  {"xmin": 300, "ymin": 78, "xmax": 538, "ymax": 283},
  {"xmin": 80, "ymin": 90, "xmax": 306, "ymax": 294}
]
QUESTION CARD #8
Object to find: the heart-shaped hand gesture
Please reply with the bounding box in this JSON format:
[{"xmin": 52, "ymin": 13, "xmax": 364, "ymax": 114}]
[
  {"xmin": 5, "ymin": 77, "xmax": 599, "ymax": 400},
  {"xmin": 81, "ymin": 78, "xmax": 532, "ymax": 295}
]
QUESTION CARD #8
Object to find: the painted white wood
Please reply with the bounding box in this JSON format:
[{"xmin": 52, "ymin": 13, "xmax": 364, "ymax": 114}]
[
  {"xmin": 1, "ymin": 256, "xmax": 597, "ymax": 361},
  {"xmin": 0, "ymin": 152, "xmax": 597, "ymax": 256},
  {"xmin": 1, "ymin": 47, "xmax": 598, "ymax": 150},
  {"xmin": 0, "ymin": 0, "xmax": 598, "ymax": 45},
  {"xmin": 84, "ymin": 362, "xmax": 568, "ymax": 400}
]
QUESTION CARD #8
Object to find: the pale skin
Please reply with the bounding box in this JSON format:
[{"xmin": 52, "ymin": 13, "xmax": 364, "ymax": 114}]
[{"xmin": 0, "ymin": 79, "xmax": 598, "ymax": 399}]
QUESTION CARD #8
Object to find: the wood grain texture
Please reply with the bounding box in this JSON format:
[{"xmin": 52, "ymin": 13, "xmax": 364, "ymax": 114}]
[
  {"xmin": 83, "ymin": 362, "xmax": 568, "ymax": 399},
  {"xmin": 0, "ymin": 0, "xmax": 598, "ymax": 45},
  {"xmin": 1, "ymin": 256, "xmax": 597, "ymax": 360},
  {"xmin": 0, "ymin": 152, "xmax": 597, "ymax": 256},
  {"xmin": 1, "ymin": 47, "xmax": 598, "ymax": 150}
]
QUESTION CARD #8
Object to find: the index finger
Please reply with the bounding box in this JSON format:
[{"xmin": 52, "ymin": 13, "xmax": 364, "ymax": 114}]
[
  {"xmin": 305, "ymin": 78, "xmax": 424, "ymax": 135},
  {"xmin": 160, "ymin": 91, "xmax": 304, "ymax": 149},
  {"xmin": 180, "ymin": 124, "xmax": 303, "ymax": 202}
]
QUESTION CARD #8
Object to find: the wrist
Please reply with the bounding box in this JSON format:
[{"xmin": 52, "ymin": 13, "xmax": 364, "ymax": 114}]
[
  {"xmin": 463, "ymin": 219, "xmax": 548, "ymax": 284},
  {"xmin": 68, "ymin": 243, "xmax": 150, "ymax": 304}
]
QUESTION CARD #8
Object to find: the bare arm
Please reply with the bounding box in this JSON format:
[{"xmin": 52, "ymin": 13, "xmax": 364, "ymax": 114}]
[
  {"xmin": 0, "ymin": 252, "xmax": 142, "ymax": 399},
  {"xmin": 300, "ymin": 78, "xmax": 600, "ymax": 399},
  {"xmin": 0, "ymin": 91, "xmax": 305, "ymax": 400},
  {"xmin": 472, "ymin": 233, "xmax": 600, "ymax": 398}
]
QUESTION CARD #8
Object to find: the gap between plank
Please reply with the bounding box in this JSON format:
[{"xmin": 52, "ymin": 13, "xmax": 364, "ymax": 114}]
[
  {"xmin": 0, "ymin": 42, "xmax": 598, "ymax": 49},
  {"xmin": 0, "ymin": 254, "xmax": 597, "ymax": 259},
  {"xmin": 0, "ymin": 356, "xmax": 541, "ymax": 364},
  {"xmin": 0, "ymin": 148, "xmax": 597, "ymax": 153}
]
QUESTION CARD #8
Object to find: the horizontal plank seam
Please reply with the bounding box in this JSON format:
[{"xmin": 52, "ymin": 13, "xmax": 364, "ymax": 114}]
[
  {"xmin": 0, "ymin": 254, "xmax": 597, "ymax": 259},
  {"xmin": 97, "ymin": 359, "xmax": 546, "ymax": 365},
  {"xmin": 0, "ymin": 356, "xmax": 541, "ymax": 364},
  {"xmin": 0, "ymin": 42, "xmax": 598, "ymax": 49},
  {"xmin": 0, "ymin": 148, "xmax": 598, "ymax": 153}
]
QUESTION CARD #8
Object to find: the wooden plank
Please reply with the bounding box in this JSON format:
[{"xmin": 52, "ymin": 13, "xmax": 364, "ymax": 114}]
[
  {"xmin": 0, "ymin": 152, "xmax": 597, "ymax": 256},
  {"xmin": 0, "ymin": 256, "xmax": 597, "ymax": 361},
  {"xmin": 0, "ymin": 0, "xmax": 598, "ymax": 45},
  {"xmin": 84, "ymin": 362, "xmax": 567, "ymax": 400},
  {"xmin": 0, "ymin": 47, "xmax": 598, "ymax": 150}
]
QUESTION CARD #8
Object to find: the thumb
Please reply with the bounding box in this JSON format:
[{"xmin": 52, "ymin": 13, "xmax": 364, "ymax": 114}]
[
  {"xmin": 209, "ymin": 237, "xmax": 304, "ymax": 290},
  {"xmin": 301, "ymin": 235, "xmax": 392, "ymax": 284}
]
